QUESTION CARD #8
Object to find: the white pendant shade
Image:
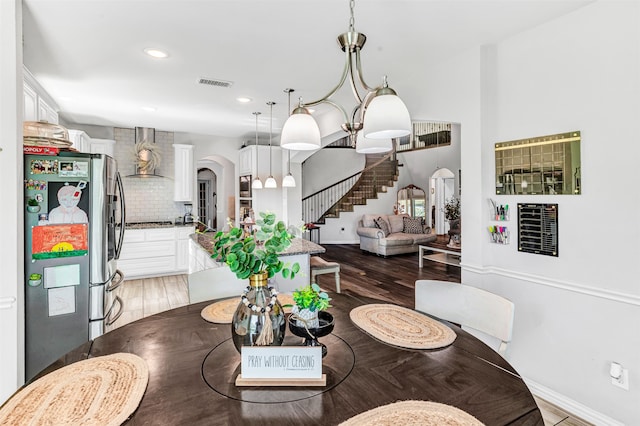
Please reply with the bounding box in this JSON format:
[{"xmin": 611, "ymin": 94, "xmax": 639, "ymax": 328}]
[
  {"xmin": 264, "ymin": 176, "xmax": 277, "ymax": 188},
  {"xmin": 363, "ymin": 94, "xmax": 411, "ymax": 139},
  {"xmin": 280, "ymin": 113, "xmax": 322, "ymax": 150},
  {"xmin": 282, "ymin": 173, "xmax": 296, "ymax": 187},
  {"xmin": 252, "ymin": 177, "xmax": 263, "ymax": 189},
  {"xmin": 355, "ymin": 133, "xmax": 393, "ymax": 154}
]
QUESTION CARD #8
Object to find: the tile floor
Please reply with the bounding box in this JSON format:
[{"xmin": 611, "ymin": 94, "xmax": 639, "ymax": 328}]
[{"xmin": 110, "ymin": 274, "xmax": 593, "ymax": 426}]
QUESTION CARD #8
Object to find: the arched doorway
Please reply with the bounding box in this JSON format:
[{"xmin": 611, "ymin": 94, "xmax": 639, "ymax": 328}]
[
  {"xmin": 197, "ymin": 155, "xmax": 234, "ymax": 233},
  {"xmin": 197, "ymin": 168, "xmax": 217, "ymax": 230},
  {"xmin": 430, "ymin": 168, "xmax": 455, "ymax": 235}
]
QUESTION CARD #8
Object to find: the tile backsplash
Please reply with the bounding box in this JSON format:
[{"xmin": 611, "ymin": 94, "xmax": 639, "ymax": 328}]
[{"xmin": 114, "ymin": 127, "xmax": 186, "ymax": 223}]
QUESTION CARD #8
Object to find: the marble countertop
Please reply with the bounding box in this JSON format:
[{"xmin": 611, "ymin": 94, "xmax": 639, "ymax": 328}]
[{"xmin": 191, "ymin": 232, "xmax": 325, "ymax": 256}]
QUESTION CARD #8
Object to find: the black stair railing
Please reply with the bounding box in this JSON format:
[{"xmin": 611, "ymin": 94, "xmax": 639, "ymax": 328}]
[
  {"xmin": 302, "ymin": 172, "xmax": 362, "ymax": 224},
  {"xmin": 302, "ymin": 150, "xmax": 398, "ymax": 224}
]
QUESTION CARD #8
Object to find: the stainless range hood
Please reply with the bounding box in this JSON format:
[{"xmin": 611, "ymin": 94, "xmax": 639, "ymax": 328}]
[{"xmin": 127, "ymin": 127, "xmax": 165, "ymax": 178}]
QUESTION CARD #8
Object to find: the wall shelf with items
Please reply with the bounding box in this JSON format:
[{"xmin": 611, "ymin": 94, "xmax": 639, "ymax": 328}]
[
  {"xmin": 488, "ymin": 199, "xmax": 510, "ymax": 221},
  {"xmin": 488, "ymin": 225, "xmax": 510, "ymax": 244}
]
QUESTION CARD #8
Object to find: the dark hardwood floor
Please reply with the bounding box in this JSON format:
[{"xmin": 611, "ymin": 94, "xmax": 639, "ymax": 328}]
[{"xmin": 315, "ymin": 242, "xmax": 461, "ymax": 309}]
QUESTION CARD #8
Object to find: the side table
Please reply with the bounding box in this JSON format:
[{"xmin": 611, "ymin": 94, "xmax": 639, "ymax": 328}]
[{"xmin": 419, "ymin": 244, "xmax": 461, "ymax": 268}]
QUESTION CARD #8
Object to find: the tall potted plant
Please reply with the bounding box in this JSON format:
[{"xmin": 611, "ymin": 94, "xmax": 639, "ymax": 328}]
[
  {"xmin": 211, "ymin": 211, "xmax": 300, "ymax": 352},
  {"xmin": 443, "ymin": 197, "xmax": 460, "ymax": 227}
]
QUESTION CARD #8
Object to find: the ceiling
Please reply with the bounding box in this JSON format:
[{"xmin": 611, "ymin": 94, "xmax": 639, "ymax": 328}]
[{"xmin": 22, "ymin": 0, "xmax": 591, "ymax": 143}]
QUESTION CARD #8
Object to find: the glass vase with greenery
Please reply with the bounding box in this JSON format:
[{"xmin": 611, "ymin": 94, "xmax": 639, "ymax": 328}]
[{"xmin": 211, "ymin": 211, "xmax": 300, "ymax": 351}]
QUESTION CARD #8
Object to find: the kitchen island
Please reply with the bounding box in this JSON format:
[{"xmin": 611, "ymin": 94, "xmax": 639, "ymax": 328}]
[{"xmin": 188, "ymin": 233, "xmax": 325, "ymax": 303}]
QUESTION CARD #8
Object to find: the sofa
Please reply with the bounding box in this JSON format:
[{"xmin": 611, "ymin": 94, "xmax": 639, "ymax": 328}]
[{"xmin": 356, "ymin": 213, "xmax": 437, "ymax": 257}]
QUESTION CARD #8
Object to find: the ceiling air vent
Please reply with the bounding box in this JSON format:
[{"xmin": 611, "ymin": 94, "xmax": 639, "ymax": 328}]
[{"xmin": 198, "ymin": 77, "xmax": 233, "ymax": 88}]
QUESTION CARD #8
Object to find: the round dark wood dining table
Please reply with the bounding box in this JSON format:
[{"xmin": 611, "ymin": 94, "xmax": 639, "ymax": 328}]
[{"xmin": 43, "ymin": 292, "xmax": 543, "ymax": 425}]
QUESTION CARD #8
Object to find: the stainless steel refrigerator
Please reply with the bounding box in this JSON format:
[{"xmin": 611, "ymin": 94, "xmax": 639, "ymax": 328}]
[{"xmin": 24, "ymin": 151, "xmax": 125, "ymax": 380}]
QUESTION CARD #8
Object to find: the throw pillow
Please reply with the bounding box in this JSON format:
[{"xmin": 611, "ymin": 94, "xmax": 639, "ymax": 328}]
[
  {"xmin": 403, "ymin": 217, "xmax": 425, "ymax": 234},
  {"xmin": 388, "ymin": 214, "xmax": 406, "ymax": 233},
  {"xmin": 374, "ymin": 217, "xmax": 391, "ymax": 237},
  {"xmin": 362, "ymin": 214, "xmax": 377, "ymax": 228}
]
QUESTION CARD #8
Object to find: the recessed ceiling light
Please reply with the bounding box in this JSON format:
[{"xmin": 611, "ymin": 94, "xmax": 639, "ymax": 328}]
[
  {"xmin": 144, "ymin": 48, "xmax": 169, "ymax": 58},
  {"xmin": 141, "ymin": 106, "xmax": 157, "ymax": 112},
  {"xmin": 237, "ymin": 97, "xmax": 252, "ymax": 103}
]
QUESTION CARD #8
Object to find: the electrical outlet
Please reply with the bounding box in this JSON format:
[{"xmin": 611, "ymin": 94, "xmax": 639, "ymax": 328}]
[{"xmin": 612, "ymin": 368, "xmax": 629, "ymax": 390}]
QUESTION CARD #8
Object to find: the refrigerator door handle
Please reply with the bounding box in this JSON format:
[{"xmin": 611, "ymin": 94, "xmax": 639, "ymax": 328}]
[
  {"xmin": 105, "ymin": 296, "xmax": 124, "ymax": 326},
  {"xmin": 115, "ymin": 171, "xmax": 126, "ymax": 259},
  {"xmin": 105, "ymin": 269, "xmax": 124, "ymax": 293}
]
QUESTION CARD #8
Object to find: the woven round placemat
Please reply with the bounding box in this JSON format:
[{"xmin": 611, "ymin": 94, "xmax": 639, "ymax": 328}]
[
  {"xmin": 0, "ymin": 353, "xmax": 148, "ymax": 426},
  {"xmin": 339, "ymin": 400, "xmax": 484, "ymax": 426},
  {"xmin": 201, "ymin": 294, "xmax": 295, "ymax": 323},
  {"xmin": 350, "ymin": 304, "xmax": 456, "ymax": 349}
]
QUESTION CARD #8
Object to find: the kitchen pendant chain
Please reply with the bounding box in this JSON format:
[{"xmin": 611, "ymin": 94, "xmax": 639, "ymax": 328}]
[{"xmin": 267, "ymin": 101, "xmax": 275, "ymax": 176}]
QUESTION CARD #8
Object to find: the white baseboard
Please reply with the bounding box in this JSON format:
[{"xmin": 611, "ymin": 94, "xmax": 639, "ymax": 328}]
[
  {"xmin": 524, "ymin": 378, "xmax": 624, "ymax": 426},
  {"xmin": 319, "ymin": 240, "xmax": 359, "ymax": 245}
]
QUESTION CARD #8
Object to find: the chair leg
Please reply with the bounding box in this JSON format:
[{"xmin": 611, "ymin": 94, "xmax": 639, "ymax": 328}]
[{"xmin": 335, "ymin": 271, "xmax": 341, "ymax": 293}]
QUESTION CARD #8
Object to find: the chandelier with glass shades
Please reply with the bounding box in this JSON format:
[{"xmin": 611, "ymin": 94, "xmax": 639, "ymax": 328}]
[{"xmin": 280, "ymin": 0, "xmax": 411, "ymax": 154}]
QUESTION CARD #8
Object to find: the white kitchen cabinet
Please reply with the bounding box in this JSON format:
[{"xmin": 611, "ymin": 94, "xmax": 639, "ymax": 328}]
[
  {"xmin": 238, "ymin": 146, "xmax": 253, "ymax": 176},
  {"xmin": 23, "ymin": 83, "xmax": 38, "ymax": 122},
  {"xmin": 67, "ymin": 129, "xmax": 91, "ymax": 152},
  {"xmin": 173, "ymin": 144, "xmax": 194, "ymax": 202},
  {"xmin": 37, "ymin": 97, "xmax": 58, "ymax": 124},
  {"xmin": 188, "ymin": 238, "xmax": 219, "ymax": 274},
  {"xmin": 23, "ymin": 80, "xmax": 58, "ymax": 124},
  {"xmin": 236, "ymin": 145, "xmax": 283, "ymax": 223},
  {"xmin": 118, "ymin": 226, "xmax": 194, "ymax": 278},
  {"xmin": 89, "ymin": 138, "xmax": 116, "ymax": 157},
  {"xmin": 175, "ymin": 227, "xmax": 193, "ymax": 272}
]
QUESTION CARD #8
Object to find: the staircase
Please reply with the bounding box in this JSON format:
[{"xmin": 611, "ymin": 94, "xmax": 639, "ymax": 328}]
[{"xmin": 305, "ymin": 151, "xmax": 400, "ymax": 224}]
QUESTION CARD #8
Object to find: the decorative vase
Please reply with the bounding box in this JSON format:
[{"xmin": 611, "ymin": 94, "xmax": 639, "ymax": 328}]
[
  {"xmin": 231, "ymin": 272, "xmax": 286, "ymax": 353},
  {"xmin": 27, "ymin": 205, "xmax": 40, "ymax": 213},
  {"xmin": 288, "ymin": 311, "xmax": 335, "ymax": 358}
]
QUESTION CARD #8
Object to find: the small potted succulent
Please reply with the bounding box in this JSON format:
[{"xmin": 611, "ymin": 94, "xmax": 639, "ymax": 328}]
[
  {"xmin": 290, "ymin": 283, "xmax": 331, "ymax": 328},
  {"xmin": 26, "ymin": 198, "xmax": 41, "ymax": 213},
  {"xmin": 288, "ymin": 283, "xmax": 334, "ymax": 356}
]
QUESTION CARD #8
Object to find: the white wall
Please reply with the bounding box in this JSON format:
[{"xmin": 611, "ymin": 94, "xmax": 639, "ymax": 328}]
[
  {"xmin": 0, "ymin": 0, "xmax": 25, "ymax": 402},
  {"xmin": 182, "ymin": 132, "xmax": 241, "ymax": 227},
  {"xmin": 301, "ymin": 148, "xmax": 365, "ymax": 198},
  {"xmin": 476, "ymin": 3, "xmax": 639, "ymax": 424},
  {"xmin": 421, "ymin": 2, "xmax": 639, "ymax": 424}
]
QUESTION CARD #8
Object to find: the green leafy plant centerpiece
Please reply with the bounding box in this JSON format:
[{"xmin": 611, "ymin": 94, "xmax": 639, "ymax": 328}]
[
  {"xmin": 211, "ymin": 211, "xmax": 300, "ymax": 280},
  {"xmin": 210, "ymin": 211, "xmax": 300, "ymax": 352}
]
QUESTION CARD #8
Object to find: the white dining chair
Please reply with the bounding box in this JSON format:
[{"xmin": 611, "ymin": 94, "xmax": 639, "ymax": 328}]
[{"xmin": 414, "ymin": 279, "xmax": 515, "ymax": 357}]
